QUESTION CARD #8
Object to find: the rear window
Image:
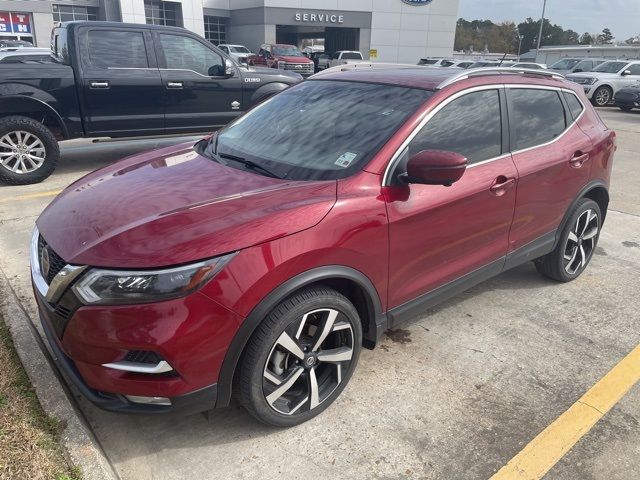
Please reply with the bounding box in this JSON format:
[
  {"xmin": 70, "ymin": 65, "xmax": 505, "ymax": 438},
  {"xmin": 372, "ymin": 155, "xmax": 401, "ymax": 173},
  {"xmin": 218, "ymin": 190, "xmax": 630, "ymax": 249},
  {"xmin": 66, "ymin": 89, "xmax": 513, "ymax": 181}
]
[
  {"xmin": 563, "ymin": 92, "xmax": 584, "ymax": 121},
  {"xmin": 418, "ymin": 59, "xmax": 438, "ymax": 65},
  {"xmin": 87, "ymin": 30, "xmax": 149, "ymax": 69},
  {"xmin": 341, "ymin": 52, "xmax": 362, "ymax": 60},
  {"xmin": 509, "ymin": 89, "xmax": 566, "ymax": 150}
]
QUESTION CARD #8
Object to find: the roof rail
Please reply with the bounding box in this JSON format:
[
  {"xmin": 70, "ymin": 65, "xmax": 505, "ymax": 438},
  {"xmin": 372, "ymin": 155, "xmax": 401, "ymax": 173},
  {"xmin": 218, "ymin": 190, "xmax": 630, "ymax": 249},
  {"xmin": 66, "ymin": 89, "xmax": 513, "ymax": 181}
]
[{"xmin": 438, "ymin": 67, "xmax": 566, "ymax": 89}]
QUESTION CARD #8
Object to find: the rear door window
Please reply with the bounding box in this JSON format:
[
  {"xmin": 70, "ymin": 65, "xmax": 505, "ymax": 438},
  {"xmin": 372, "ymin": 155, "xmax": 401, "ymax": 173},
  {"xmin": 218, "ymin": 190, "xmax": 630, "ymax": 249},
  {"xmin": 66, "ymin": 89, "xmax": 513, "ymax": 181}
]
[
  {"xmin": 563, "ymin": 92, "xmax": 584, "ymax": 121},
  {"xmin": 87, "ymin": 30, "xmax": 149, "ymax": 69},
  {"xmin": 508, "ymin": 88, "xmax": 567, "ymax": 151},
  {"xmin": 408, "ymin": 89, "xmax": 503, "ymax": 165}
]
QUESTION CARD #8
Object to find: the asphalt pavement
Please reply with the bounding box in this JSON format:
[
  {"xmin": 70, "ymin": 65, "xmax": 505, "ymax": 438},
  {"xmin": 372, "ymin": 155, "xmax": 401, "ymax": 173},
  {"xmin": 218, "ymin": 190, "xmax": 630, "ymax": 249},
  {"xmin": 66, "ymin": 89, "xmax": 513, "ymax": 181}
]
[{"xmin": 0, "ymin": 111, "xmax": 638, "ymax": 480}]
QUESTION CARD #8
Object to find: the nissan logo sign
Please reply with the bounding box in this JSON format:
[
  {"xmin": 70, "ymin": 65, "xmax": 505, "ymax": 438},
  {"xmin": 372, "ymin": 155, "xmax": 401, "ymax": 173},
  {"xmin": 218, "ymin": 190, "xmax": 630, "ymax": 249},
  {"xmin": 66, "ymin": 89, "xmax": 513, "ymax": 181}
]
[{"xmin": 402, "ymin": 0, "xmax": 434, "ymax": 5}]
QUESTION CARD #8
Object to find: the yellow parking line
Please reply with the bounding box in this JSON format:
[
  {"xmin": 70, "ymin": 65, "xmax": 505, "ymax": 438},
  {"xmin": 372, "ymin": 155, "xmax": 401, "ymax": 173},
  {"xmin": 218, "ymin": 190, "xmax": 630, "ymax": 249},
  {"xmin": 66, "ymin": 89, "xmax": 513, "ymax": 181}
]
[
  {"xmin": 0, "ymin": 189, "xmax": 62, "ymax": 204},
  {"xmin": 491, "ymin": 344, "xmax": 640, "ymax": 480}
]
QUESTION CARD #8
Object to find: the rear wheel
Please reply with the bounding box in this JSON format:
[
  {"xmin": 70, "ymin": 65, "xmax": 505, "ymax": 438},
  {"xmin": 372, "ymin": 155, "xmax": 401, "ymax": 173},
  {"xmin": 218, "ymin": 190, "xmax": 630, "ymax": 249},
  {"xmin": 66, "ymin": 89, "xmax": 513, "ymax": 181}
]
[
  {"xmin": 535, "ymin": 198, "xmax": 602, "ymax": 282},
  {"xmin": 238, "ymin": 286, "xmax": 362, "ymax": 427},
  {"xmin": 592, "ymin": 86, "xmax": 612, "ymax": 107},
  {"xmin": 0, "ymin": 116, "xmax": 59, "ymax": 185}
]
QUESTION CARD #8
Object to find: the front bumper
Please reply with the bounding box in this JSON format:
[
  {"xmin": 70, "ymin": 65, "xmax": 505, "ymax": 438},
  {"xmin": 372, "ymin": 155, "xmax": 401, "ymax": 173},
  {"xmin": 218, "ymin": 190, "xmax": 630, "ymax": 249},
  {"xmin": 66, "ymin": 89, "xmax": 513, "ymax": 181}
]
[{"xmin": 39, "ymin": 305, "xmax": 218, "ymax": 415}]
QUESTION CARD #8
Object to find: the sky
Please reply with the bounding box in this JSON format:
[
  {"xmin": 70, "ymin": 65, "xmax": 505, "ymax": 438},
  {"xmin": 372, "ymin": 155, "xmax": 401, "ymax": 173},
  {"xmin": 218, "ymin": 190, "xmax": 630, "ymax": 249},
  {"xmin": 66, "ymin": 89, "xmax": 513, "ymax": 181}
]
[{"xmin": 458, "ymin": 0, "xmax": 640, "ymax": 41}]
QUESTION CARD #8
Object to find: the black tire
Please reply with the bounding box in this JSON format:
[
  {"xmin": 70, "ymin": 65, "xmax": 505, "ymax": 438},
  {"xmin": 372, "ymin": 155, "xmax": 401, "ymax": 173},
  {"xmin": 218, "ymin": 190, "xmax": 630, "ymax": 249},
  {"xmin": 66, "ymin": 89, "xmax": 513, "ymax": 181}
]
[
  {"xmin": 591, "ymin": 86, "xmax": 612, "ymax": 107},
  {"xmin": 0, "ymin": 116, "xmax": 59, "ymax": 185},
  {"xmin": 535, "ymin": 198, "xmax": 602, "ymax": 282},
  {"xmin": 619, "ymin": 106, "xmax": 633, "ymax": 112},
  {"xmin": 238, "ymin": 286, "xmax": 362, "ymax": 427}
]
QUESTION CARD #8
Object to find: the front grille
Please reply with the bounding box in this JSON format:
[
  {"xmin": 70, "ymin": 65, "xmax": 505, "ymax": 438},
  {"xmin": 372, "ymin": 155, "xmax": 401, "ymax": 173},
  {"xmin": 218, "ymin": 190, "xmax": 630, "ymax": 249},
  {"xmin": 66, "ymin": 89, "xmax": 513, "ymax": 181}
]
[
  {"xmin": 283, "ymin": 62, "xmax": 314, "ymax": 75},
  {"xmin": 37, "ymin": 235, "xmax": 66, "ymax": 284},
  {"xmin": 125, "ymin": 350, "xmax": 164, "ymax": 365}
]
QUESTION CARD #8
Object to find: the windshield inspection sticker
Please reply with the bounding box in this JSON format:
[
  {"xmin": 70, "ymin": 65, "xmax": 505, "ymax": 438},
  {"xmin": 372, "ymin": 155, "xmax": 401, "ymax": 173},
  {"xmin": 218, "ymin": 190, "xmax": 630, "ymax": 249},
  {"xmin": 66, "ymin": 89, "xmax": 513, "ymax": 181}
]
[{"xmin": 335, "ymin": 152, "xmax": 358, "ymax": 168}]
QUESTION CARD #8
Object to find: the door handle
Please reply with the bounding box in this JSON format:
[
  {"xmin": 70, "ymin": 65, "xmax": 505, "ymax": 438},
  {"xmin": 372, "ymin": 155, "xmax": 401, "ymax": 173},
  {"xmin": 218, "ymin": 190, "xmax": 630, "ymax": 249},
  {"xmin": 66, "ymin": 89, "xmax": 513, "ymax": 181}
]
[
  {"xmin": 166, "ymin": 81, "xmax": 184, "ymax": 89},
  {"xmin": 490, "ymin": 176, "xmax": 516, "ymax": 196},
  {"xmin": 570, "ymin": 152, "xmax": 590, "ymax": 168},
  {"xmin": 89, "ymin": 81, "xmax": 110, "ymax": 89}
]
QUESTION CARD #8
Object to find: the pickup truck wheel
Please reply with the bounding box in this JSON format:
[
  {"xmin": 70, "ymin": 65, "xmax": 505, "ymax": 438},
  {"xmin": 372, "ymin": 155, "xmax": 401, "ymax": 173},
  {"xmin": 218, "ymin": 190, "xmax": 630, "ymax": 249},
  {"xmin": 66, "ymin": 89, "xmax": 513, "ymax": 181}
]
[{"xmin": 0, "ymin": 116, "xmax": 59, "ymax": 185}]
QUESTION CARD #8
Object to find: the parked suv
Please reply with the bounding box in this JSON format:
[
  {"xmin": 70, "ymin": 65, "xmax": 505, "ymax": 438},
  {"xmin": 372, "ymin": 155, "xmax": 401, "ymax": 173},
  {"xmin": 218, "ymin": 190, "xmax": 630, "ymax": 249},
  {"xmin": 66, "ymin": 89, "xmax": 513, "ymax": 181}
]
[
  {"xmin": 32, "ymin": 67, "xmax": 615, "ymax": 427},
  {"xmin": 567, "ymin": 60, "xmax": 640, "ymax": 106},
  {"xmin": 248, "ymin": 44, "xmax": 314, "ymax": 77}
]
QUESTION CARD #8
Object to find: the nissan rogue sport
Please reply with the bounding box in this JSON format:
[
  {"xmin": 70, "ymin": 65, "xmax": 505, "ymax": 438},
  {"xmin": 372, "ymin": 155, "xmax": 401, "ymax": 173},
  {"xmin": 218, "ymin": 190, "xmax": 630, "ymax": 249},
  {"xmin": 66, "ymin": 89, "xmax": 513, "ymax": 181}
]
[{"xmin": 32, "ymin": 66, "xmax": 615, "ymax": 427}]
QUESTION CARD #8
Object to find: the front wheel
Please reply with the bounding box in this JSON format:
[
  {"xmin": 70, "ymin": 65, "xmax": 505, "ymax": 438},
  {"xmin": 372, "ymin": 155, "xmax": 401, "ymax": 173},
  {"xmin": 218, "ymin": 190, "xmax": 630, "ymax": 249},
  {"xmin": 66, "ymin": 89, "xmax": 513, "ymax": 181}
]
[
  {"xmin": 592, "ymin": 86, "xmax": 612, "ymax": 107},
  {"xmin": 0, "ymin": 116, "xmax": 59, "ymax": 185},
  {"xmin": 238, "ymin": 286, "xmax": 362, "ymax": 427},
  {"xmin": 535, "ymin": 198, "xmax": 602, "ymax": 282}
]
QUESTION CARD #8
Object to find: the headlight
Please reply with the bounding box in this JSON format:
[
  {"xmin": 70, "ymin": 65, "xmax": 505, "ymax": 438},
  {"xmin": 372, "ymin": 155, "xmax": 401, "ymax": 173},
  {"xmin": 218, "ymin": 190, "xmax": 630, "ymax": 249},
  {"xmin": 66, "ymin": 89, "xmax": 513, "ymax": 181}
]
[
  {"xmin": 73, "ymin": 253, "xmax": 236, "ymax": 305},
  {"xmin": 277, "ymin": 61, "xmax": 286, "ymax": 69}
]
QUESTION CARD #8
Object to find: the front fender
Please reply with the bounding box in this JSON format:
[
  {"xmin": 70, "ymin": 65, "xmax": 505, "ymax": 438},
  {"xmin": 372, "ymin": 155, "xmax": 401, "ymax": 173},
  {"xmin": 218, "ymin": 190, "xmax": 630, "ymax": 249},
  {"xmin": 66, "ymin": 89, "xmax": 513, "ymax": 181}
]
[{"xmin": 249, "ymin": 82, "xmax": 292, "ymax": 106}]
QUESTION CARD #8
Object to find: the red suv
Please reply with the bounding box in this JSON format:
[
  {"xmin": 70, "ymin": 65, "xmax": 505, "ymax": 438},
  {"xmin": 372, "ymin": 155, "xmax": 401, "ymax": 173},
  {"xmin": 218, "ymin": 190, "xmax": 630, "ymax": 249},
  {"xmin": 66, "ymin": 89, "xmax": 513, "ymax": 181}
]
[
  {"xmin": 248, "ymin": 43, "xmax": 314, "ymax": 77},
  {"xmin": 32, "ymin": 67, "xmax": 615, "ymax": 426}
]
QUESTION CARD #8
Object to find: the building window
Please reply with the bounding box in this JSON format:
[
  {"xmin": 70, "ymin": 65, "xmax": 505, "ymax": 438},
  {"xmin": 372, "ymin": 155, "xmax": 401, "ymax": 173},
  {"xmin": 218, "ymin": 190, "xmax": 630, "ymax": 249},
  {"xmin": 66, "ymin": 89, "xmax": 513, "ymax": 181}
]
[
  {"xmin": 204, "ymin": 16, "xmax": 227, "ymax": 45},
  {"xmin": 52, "ymin": 5, "xmax": 98, "ymax": 22},
  {"xmin": 144, "ymin": 0, "xmax": 181, "ymax": 27}
]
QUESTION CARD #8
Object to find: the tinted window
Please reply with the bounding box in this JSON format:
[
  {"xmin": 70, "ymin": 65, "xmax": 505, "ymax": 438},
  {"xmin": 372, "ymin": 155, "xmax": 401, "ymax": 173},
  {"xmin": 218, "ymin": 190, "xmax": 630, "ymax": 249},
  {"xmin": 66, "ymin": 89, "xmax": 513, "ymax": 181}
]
[
  {"xmin": 88, "ymin": 30, "xmax": 148, "ymax": 68},
  {"xmin": 159, "ymin": 34, "xmax": 224, "ymax": 76},
  {"xmin": 408, "ymin": 90, "xmax": 502, "ymax": 165},
  {"xmin": 563, "ymin": 92, "xmax": 584, "ymax": 120},
  {"xmin": 209, "ymin": 81, "xmax": 432, "ymax": 181},
  {"xmin": 510, "ymin": 89, "xmax": 566, "ymax": 150},
  {"xmin": 341, "ymin": 52, "xmax": 362, "ymax": 60},
  {"xmin": 593, "ymin": 61, "xmax": 627, "ymax": 73},
  {"xmin": 627, "ymin": 64, "xmax": 640, "ymax": 75}
]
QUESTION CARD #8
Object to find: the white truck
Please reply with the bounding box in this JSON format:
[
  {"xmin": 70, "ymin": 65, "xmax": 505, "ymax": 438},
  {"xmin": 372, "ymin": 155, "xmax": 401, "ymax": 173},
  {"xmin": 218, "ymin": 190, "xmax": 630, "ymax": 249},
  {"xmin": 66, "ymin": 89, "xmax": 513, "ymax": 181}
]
[{"xmin": 327, "ymin": 51, "xmax": 366, "ymax": 69}]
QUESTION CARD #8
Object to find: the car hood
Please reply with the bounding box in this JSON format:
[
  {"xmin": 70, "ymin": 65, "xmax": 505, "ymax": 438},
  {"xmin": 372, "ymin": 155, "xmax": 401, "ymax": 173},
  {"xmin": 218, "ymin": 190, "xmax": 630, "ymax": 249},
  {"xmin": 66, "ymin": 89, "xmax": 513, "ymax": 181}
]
[
  {"xmin": 274, "ymin": 55, "xmax": 313, "ymax": 63},
  {"xmin": 37, "ymin": 142, "xmax": 337, "ymax": 268},
  {"xmin": 566, "ymin": 71, "xmax": 618, "ymax": 80}
]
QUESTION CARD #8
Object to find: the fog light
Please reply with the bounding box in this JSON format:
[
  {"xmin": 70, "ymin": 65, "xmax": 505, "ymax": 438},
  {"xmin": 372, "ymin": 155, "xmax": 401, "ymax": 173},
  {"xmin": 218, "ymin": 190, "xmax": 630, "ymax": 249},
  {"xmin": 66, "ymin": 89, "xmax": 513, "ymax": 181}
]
[{"xmin": 125, "ymin": 395, "xmax": 171, "ymax": 406}]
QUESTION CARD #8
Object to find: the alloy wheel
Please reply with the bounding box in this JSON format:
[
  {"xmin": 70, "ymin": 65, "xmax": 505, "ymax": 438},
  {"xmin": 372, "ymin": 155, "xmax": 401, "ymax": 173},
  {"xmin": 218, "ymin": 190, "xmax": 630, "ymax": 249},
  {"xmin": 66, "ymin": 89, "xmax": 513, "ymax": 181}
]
[
  {"xmin": 564, "ymin": 209, "xmax": 599, "ymax": 275},
  {"xmin": 262, "ymin": 308, "xmax": 355, "ymax": 416},
  {"xmin": 0, "ymin": 131, "xmax": 46, "ymax": 174},
  {"xmin": 595, "ymin": 88, "xmax": 611, "ymax": 106}
]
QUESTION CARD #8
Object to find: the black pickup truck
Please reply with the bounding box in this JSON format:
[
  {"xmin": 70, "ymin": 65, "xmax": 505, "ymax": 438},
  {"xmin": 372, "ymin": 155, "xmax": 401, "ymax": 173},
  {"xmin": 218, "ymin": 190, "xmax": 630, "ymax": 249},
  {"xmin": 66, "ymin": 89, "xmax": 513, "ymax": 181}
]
[{"xmin": 0, "ymin": 21, "xmax": 303, "ymax": 185}]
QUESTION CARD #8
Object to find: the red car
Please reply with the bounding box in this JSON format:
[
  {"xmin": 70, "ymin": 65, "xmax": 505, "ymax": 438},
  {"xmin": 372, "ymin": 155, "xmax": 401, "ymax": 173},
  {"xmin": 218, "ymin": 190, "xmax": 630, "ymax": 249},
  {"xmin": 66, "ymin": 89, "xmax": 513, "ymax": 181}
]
[
  {"xmin": 248, "ymin": 43, "xmax": 314, "ymax": 77},
  {"xmin": 32, "ymin": 67, "xmax": 615, "ymax": 427}
]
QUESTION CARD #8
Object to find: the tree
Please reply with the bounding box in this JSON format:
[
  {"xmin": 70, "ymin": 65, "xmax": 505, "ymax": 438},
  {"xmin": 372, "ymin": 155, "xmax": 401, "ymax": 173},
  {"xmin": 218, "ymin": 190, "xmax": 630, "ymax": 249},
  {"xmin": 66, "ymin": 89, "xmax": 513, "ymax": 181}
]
[
  {"xmin": 579, "ymin": 32, "xmax": 594, "ymax": 45},
  {"xmin": 624, "ymin": 35, "xmax": 640, "ymax": 45},
  {"xmin": 562, "ymin": 29, "xmax": 580, "ymax": 45},
  {"xmin": 597, "ymin": 28, "xmax": 614, "ymax": 44}
]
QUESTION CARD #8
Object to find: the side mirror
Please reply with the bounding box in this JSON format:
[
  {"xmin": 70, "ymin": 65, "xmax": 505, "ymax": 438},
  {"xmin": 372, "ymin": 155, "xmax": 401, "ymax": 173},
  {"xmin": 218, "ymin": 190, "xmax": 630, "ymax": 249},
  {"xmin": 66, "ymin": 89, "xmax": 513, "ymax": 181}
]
[
  {"xmin": 401, "ymin": 150, "xmax": 467, "ymax": 187},
  {"xmin": 621, "ymin": 70, "xmax": 632, "ymax": 76},
  {"xmin": 224, "ymin": 58, "xmax": 235, "ymax": 76}
]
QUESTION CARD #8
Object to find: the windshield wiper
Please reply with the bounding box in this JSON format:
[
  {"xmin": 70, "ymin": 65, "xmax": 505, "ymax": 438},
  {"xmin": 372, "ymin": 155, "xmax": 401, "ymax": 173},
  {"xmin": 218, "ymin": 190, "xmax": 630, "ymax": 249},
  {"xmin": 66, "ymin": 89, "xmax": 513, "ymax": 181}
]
[{"xmin": 219, "ymin": 152, "xmax": 283, "ymax": 179}]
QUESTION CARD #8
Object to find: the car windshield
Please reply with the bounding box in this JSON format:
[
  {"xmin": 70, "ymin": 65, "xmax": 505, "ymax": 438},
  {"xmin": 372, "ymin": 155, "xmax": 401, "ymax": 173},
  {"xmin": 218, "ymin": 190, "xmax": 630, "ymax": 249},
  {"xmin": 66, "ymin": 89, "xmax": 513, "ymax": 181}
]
[
  {"xmin": 230, "ymin": 46, "xmax": 251, "ymax": 54},
  {"xmin": 206, "ymin": 80, "xmax": 432, "ymax": 181},
  {"xmin": 341, "ymin": 52, "xmax": 362, "ymax": 60},
  {"xmin": 593, "ymin": 61, "xmax": 627, "ymax": 73},
  {"xmin": 273, "ymin": 46, "xmax": 303, "ymax": 57},
  {"xmin": 550, "ymin": 59, "xmax": 580, "ymax": 70}
]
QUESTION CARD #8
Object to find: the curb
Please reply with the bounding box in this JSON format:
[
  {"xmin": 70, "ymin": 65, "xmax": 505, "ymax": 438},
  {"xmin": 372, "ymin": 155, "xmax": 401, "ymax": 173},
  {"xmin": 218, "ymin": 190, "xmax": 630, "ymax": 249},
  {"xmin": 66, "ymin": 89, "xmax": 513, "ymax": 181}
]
[{"xmin": 0, "ymin": 269, "xmax": 118, "ymax": 480}]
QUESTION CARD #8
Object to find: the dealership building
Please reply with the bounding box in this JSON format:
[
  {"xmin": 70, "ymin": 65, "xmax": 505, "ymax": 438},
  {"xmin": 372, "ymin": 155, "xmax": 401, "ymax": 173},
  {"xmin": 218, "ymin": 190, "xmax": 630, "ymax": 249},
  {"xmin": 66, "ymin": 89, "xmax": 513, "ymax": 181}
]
[{"xmin": 0, "ymin": 0, "xmax": 458, "ymax": 62}]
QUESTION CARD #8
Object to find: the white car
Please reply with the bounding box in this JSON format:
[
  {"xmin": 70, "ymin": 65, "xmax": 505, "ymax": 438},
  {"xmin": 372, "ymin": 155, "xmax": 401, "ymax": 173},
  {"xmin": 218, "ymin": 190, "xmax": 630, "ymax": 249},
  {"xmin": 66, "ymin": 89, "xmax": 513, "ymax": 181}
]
[
  {"xmin": 328, "ymin": 51, "xmax": 365, "ymax": 68},
  {"xmin": 218, "ymin": 44, "xmax": 252, "ymax": 64},
  {"xmin": 0, "ymin": 49, "xmax": 52, "ymax": 63},
  {"xmin": 567, "ymin": 60, "xmax": 640, "ymax": 106}
]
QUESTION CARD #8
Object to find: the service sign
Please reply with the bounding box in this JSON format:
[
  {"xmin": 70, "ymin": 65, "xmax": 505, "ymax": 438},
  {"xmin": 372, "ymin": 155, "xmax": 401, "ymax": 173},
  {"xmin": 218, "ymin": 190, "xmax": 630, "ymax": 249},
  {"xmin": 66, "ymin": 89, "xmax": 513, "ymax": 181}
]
[
  {"xmin": 401, "ymin": 0, "xmax": 434, "ymax": 5},
  {"xmin": 0, "ymin": 12, "xmax": 32, "ymax": 34}
]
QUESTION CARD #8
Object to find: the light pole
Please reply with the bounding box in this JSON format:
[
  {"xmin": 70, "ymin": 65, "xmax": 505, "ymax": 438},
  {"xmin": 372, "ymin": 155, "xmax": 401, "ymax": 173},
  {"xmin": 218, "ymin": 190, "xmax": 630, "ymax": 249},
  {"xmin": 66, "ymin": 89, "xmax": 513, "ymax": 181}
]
[
  {"xmin": 518, "ymin": 34, "xmax": 524, "ymax": 60},
  {"xmin": 536, "ymin": 0, "xmax": 548, "ymax": 53}
]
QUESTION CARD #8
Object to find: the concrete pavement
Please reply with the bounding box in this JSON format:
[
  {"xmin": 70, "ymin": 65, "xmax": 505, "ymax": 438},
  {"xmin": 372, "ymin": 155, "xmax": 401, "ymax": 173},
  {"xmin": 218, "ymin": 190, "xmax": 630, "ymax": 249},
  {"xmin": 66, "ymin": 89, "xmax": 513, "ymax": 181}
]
[{"xmin": 0, "ymin": 112, "xmax": 638, "ymax": 479}]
